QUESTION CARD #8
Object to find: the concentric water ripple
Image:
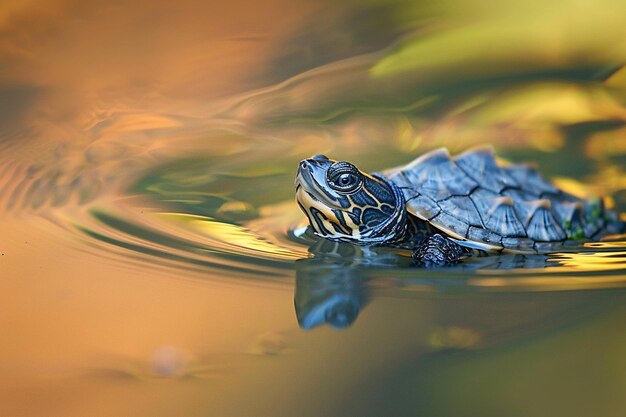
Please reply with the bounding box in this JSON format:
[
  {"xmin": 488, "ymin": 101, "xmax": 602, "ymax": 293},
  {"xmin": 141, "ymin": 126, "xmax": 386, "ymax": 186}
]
[{"xmin": 46, "ymin": 152, "xmax": 626, "ymax": 293}]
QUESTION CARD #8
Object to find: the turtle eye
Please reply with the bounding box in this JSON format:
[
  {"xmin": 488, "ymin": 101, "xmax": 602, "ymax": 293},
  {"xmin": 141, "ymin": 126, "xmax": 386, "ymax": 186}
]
[{"xmin": 327, "ymin": 162, "xmax": 363, "ymax": 193}]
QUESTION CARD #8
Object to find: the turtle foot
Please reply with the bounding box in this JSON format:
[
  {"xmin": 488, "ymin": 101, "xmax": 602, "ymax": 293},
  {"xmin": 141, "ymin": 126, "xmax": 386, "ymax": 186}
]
[{"xmin": 412, "ymin": 234, "xmax": 465, "ymax": 267}]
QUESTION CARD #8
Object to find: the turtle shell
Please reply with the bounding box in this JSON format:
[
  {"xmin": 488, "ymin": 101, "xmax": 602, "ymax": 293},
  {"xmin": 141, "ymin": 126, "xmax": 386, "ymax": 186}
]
[{"xmin": 384, "ymin": 147, "xmax": 615, "ymax": 253}]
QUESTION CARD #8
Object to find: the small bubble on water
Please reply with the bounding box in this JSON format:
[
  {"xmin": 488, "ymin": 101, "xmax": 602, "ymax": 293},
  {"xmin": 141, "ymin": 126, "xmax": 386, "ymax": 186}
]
[{"xmin": 150, "ymin": 345, "xmax": 187, "ymax": 377}]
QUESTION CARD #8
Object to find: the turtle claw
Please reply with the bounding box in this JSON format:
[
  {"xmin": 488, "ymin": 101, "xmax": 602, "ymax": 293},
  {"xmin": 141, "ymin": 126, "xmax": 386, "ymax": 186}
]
[{"xmin": 412, "ymin": 234, "xmax": 466, "ymax": 267}]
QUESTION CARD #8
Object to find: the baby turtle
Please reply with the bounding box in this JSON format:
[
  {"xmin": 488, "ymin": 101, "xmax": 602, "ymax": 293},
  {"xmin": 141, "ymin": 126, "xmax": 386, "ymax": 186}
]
[{"xmin": 294, "ymin": 147, "xmax": 624, "ymax": 266}]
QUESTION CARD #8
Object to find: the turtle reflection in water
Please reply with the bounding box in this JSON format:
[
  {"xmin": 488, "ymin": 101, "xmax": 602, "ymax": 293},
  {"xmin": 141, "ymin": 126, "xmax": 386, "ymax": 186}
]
[
  {"xmin": 295, "ymin": 147, "xmax": 625, "ymax": 266},
  {"xmin": 294, "ymin": 238, "xmax": 560, "ymax": 329},
  {"xmin": 294, "ymin": 240, "xmax": 400, "ymax": 329},
  {"xmin": 294, "ymin": 241, "xmax": 619, "ymax": 354}
]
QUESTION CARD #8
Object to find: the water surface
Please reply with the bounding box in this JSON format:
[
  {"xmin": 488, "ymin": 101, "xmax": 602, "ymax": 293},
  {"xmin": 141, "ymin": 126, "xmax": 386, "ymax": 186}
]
[{"xmin": 2, "ymin": 1, "xmax": 626, "ymax": 416}]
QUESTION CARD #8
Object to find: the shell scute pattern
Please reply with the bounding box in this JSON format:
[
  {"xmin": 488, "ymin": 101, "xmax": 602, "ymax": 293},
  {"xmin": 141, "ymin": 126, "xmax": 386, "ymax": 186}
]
[
  {"xmin": 400, "ymin": 149, "xmax": 478, "ymax": 200},
  {"xmin": 467, "ymin": 226, "xmax": 503, "ymax": 248},
  {"xmin": 406, "ymin": 194, "xmax": 440, "ymax": 220},
  {"xmin": 438, "ymin": 196, "xmax": 484, "ymax": 228},
  {"xmin": 386, "ymin": 147, "xmax": 610, "ymax": 251},
  {"xmin": 526, "ymin": 206, "xmax": 566, "ymax": 241},
  {"xmin": 430, "ymin": 211, "xmax": 469, "ymax": 239},
  {"xmin": 455, "ymin": 147, "xmax": 519, "ymax": 193},
  {"xmin": 484, "ymin": 197, "xmax": 526, "ymax": 237},
  {"xmin": 547, "ymin": 200, "xmax": 585, "ymax": 239},
  {"xmin": 469, "ymin": 188, "xmax": 499, "ymax": 218},
  {"xmin": 504, "ymin": 164, "xmax": 560, "ymax": 196},
  {"xmin": 502, "ymin": 188, "xmax": 530, "ymax": 203}
]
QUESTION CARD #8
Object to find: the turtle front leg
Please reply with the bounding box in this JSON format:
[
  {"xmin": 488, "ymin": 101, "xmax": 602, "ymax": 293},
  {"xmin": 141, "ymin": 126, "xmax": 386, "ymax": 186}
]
[{"xmin": 412, "ymin": 234, "xmax": 467, "ymax": 266}]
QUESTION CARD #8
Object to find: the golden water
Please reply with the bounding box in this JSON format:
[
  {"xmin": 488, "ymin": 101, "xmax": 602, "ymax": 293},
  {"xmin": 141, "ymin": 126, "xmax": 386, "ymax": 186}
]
[{"xmin": 2, "ymin": 1, "xmax": 626, "ymax": 416}]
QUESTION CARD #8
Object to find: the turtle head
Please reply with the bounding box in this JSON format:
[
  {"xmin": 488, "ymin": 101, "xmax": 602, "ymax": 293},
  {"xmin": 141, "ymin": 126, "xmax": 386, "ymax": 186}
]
[{"xmin": 295, "ymin": 155, "xmax": 406, "ymax": 245}]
